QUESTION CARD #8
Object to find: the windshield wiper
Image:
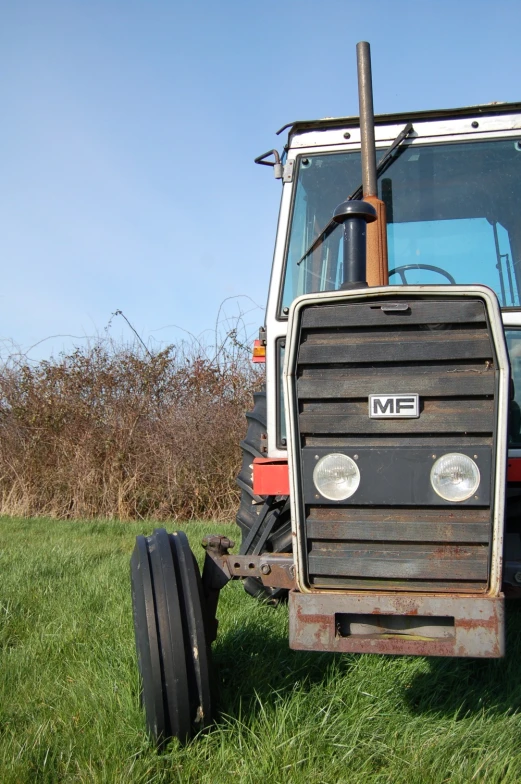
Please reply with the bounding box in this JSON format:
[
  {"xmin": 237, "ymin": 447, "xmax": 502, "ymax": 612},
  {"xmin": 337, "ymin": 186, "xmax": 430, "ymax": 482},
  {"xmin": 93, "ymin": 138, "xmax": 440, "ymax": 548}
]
[{"xmin": 296, "ymin": 122, "xmax": 414, "ymax": 266}]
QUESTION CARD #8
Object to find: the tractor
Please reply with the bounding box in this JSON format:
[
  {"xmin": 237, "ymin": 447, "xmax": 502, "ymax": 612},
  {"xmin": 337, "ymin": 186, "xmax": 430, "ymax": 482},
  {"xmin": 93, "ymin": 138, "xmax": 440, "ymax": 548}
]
[{"xmin": 130, "ymin": 42, "xmax": 521, "ymax": 744}]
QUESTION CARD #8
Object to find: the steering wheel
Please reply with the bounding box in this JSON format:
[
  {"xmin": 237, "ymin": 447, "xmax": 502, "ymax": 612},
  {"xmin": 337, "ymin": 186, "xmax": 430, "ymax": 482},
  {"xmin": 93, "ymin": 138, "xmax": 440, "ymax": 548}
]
[{"xmin": 388, "ymin": 264, "xmax": 456, "ymax": 285}]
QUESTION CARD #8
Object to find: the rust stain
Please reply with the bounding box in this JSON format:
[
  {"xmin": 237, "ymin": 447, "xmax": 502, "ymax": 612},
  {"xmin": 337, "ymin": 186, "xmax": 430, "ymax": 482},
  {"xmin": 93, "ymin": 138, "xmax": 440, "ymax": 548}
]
[
  {"xmin": 389, "ymin": 596, "xmax": 420, "ymax": 615},
  {"xmin": 295, "ymin": 606, "xmax": 329, "ymax": 627},
  {"xmin": 431, "ymin": 545, "xmax": 468, "ymax": 559},
  {"xmin": 456, "ymin": 640, "xmax": 501, "ymax": 658},
  {"xmin": 331, "ymin": 637, "xmax": 455, "ymax": 657},
  {"xmin": 457, "ymin": 615, "xmax": 497, "ymax": 631},
  {"xmin": 315, "ymin": 625, "xmax": 330, "ymax": 644},
  {"xmin": 294, "ymin": 605, "xmax": 332, "ymax": 644}
]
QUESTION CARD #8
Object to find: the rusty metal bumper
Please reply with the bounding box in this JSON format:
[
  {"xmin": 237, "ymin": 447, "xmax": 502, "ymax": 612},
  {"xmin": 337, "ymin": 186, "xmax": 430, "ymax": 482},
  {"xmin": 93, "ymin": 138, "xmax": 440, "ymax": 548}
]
[{"xmin": 289, "ymin": 591, "xmax": 504, "ymax": 658}]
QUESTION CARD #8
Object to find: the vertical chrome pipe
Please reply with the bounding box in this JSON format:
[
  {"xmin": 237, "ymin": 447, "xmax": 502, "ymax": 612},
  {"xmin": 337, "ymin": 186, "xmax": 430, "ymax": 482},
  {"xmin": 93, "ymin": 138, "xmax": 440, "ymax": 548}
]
[{"xmin": 356, "ymin": 41, "xmax": 377, "ymax": 197}]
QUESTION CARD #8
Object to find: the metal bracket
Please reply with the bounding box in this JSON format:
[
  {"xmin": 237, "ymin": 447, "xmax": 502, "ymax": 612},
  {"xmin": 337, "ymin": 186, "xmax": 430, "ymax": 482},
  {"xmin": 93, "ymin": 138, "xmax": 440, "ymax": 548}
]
[
  {"xmin": 225, "ymin": 553, "xmax": 296, "ymax": 589},
  {"xmin": 254, "ymin": 149, "xmax": 283, "ymax": 179},
  {"xmin": 283, "ymin": 159, "xmax": 295, "ymax": 183},
  {"xmin": 202, "ymin": 534, "xmax": 296, "ymax": 618},
  {"xmin": 201, "ymin": 535, "xmax": 234, "ymax": 643}
]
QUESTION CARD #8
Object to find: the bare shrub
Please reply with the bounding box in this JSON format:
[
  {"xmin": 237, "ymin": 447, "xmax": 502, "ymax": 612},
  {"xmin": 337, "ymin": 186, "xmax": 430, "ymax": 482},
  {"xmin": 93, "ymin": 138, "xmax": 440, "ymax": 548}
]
[{"xmin": 0, "ymin": 326, "xmax": 261, "ymax": 521}]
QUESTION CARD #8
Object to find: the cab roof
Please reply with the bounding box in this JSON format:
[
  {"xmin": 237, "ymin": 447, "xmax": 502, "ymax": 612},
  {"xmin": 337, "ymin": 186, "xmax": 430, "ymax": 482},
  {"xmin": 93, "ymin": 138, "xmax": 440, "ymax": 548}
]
[{"xmin": 278, "ymin": 101, "xmax": 521, "ymax": 145}]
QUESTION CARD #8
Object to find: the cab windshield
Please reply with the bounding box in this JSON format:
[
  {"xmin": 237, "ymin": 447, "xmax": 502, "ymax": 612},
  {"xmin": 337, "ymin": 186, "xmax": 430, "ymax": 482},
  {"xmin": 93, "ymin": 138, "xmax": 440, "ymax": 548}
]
[{"xmin": 281, "ymin": 138, "xmax": 521, "ymax": 311}]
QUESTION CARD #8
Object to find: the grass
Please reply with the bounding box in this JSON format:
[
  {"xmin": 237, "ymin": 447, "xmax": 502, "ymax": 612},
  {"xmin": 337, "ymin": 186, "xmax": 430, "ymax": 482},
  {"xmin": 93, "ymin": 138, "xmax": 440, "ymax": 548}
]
[{"xmin": 1, "ymin": 517, "xmax": 521, "ymax": 783}]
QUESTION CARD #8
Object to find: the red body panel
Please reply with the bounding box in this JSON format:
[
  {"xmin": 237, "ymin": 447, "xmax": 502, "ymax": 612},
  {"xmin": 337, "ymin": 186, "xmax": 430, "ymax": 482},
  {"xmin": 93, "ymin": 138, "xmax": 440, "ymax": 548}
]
[{"xmin": 253, "ymin": 458, "xmax": 290, "ymax": 495}]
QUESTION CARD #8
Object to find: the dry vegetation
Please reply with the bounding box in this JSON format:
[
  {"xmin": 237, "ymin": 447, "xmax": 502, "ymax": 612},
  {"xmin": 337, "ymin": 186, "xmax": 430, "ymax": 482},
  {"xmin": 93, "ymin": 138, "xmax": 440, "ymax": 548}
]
[{"xmin": 0, "ymin": 327, "xmax": 260, "ymax": 521}]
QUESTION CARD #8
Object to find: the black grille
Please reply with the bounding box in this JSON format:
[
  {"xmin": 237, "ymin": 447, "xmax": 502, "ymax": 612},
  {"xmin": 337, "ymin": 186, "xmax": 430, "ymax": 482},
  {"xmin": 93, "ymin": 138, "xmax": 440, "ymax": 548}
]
[{"xmin": 294, "ymin": 296, "xmax": 497, "ymax": 593}]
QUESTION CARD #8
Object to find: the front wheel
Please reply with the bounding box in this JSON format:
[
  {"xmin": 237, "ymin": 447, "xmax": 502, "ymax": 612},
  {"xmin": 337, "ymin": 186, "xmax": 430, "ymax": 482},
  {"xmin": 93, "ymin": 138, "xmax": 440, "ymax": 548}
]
[{"xmin": 130, "ymin": 529, "xmax": 213, "ymax": 745}]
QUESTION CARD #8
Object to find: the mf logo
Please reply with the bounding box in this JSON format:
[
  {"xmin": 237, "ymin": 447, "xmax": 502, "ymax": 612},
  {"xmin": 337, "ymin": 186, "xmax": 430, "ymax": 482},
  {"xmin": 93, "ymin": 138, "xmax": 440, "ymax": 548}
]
[{"xmin": 369, "ymin": 394, "xmax": 420, "ymax": 419}]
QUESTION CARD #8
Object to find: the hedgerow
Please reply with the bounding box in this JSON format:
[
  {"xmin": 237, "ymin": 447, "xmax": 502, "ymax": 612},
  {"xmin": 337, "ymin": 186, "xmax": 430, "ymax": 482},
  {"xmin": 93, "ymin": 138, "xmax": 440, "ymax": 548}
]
[{"xmin": 0, "ymin": 334, "xmax": 260, "ymax": 521}]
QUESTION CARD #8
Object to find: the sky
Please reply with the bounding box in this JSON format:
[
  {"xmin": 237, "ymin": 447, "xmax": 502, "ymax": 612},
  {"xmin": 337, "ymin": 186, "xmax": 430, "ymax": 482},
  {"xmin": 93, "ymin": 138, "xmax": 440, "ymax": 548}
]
[{"xmin": 1, "ymin": 0, "xmax": 521, "ymax": 360}]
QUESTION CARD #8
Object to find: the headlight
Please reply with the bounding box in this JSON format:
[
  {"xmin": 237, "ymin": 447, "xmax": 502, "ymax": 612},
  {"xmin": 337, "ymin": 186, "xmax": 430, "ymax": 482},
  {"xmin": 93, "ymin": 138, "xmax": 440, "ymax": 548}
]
[
  {"xmin": 313, "ymin": 453, "xmax": 360, "ymax": 500},
  {"xmin": 430, "ymin": 453, "xmax": 480, "ymax": 502}
]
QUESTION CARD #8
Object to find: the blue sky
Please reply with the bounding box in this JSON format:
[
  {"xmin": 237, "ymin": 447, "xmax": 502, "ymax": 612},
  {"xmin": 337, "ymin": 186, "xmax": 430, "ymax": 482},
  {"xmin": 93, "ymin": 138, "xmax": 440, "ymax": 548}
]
[{"xmin": 1, "ymin": 0, "xmax": 520, "ymax": 358}]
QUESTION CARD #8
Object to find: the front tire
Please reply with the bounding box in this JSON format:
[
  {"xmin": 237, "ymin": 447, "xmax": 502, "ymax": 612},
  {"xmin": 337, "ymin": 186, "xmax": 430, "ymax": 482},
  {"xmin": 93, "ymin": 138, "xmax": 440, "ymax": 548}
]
[{"xmin": 130, "ymin": 529, "xmax": 212, "ymax": 745}]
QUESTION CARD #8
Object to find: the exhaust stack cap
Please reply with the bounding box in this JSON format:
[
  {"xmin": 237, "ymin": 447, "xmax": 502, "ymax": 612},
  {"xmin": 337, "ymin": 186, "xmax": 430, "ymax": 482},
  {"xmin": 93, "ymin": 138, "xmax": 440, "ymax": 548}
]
[{"xmin": 333, "ymin": 200, "xmax": 377, "ymax": 224}]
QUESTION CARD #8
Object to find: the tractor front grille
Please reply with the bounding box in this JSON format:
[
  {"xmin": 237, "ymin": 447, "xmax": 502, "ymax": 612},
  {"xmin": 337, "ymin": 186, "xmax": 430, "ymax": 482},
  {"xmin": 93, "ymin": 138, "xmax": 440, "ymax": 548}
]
[{"xmin": 293, "ymin": 295, "xmax": 499, "ymax": 593}]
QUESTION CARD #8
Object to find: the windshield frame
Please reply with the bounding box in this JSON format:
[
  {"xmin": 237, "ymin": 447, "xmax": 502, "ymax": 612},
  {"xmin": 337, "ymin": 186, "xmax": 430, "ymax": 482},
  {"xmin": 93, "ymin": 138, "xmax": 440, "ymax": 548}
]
[{"xmin": 277, "ymin": 131, "xmax": 521, "ymax": 317}]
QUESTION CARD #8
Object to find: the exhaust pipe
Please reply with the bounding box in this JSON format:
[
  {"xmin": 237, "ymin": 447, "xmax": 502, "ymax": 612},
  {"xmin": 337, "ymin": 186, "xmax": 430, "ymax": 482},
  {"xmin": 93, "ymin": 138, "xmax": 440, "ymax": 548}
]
[{"xmin": 356, "ymin": 42, "xmax": 389, "ymax": 286}]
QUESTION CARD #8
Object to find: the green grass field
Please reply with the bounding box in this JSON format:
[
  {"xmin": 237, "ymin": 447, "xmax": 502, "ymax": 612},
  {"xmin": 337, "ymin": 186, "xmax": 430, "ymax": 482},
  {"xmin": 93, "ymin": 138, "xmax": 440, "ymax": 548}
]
[{"xmin": 1, "ymin": 517, "xmax": 521, "ymax": 783}]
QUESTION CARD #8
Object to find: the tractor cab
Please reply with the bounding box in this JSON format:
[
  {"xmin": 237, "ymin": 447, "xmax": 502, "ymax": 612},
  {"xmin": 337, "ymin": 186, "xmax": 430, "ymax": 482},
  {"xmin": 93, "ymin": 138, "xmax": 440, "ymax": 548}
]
[
  {"xmin": 129, "ymin": 45, "xmax": 521, "ymax": 746},
  {"xmin": 265, "ymin": 103, "xmax": 521, "ymax": 456}
]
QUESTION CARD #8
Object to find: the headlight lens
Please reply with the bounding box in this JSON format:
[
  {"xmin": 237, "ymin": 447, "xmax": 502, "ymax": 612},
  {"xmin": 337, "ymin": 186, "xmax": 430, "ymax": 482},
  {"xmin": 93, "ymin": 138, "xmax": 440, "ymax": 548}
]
[
  {"xmin": 313, "ymin": 453, "xmax": 360, "ymax": 500},
  {"xmin": 430, "ymin": 453, "xmax": 480, "ymax": 502}
]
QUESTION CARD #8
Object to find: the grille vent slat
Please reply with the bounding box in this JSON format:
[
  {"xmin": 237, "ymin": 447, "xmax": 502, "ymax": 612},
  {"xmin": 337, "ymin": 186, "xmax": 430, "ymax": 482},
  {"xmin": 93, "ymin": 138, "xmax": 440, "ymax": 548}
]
[
  {"xmin": 307, "ymin": 506, "xmax": 490, "ymax": 543},
  {"xmin": 308, "ymin": 546, "xmax": 488, "ymax": 581},
  {"xmin": 298, "ymin": 363, "xmax": 495, "ymax": 398},
  {"xmin": 300, "ymin": 398, "xmax": 494, "ymax": 435},
  {"xmin": 299, "ymin": 333, "xmax": 491, "ymax": 364},
  {"xmin": 300, "ymin": 299, "xmax": 487, "ymax": 329}
]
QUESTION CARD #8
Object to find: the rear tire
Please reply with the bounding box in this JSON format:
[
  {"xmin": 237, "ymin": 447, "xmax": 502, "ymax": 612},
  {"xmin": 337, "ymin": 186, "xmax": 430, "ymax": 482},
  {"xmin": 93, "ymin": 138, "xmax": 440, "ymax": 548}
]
[{"xmin": 236, "ymin": 388, "xmax": 291, "ymax": 603}]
